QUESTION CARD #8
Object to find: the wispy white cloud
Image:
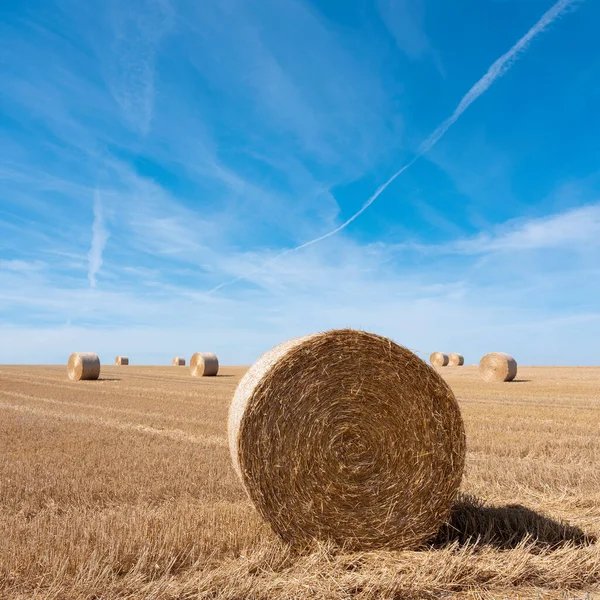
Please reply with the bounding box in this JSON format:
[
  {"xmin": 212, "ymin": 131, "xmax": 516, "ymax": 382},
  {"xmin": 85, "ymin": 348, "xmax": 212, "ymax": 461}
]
[
  {"xmin": 88, "ymin": 190, "xmax": 109, "ymax": 288},
  {"xmin": 106, "ymin": 0, "xmax": 173, "ymax": 134},
  {"xmin": 378, "ymin": 0, "xmax": 430, "ymax": 59},
  {"xmin": 383, "ymin": 202, "xmax": 600, "ymax": 257},
  {"xmin": 2, "ymin": 234, "xmax": 600, "ymax": 365},
  {"xmin": 0, "ymin": 260, "xmax": 45, "ymax": 273},
  {"xmin": 208, "ymin": 0, "xmax": 583, "ymax": 293},
  {"xmin": 450, "ymin": 202, "xmax": 600, "ymax": 255},
  {"xmin": 0, "ymin": 0, "xmax": 388, "ymax": 271},
  {"xmin": 377, "ymin": 0, "xmax": 445, "ymax": 75},
  {"xmin": 184, "ymin": 0, "xmax": 393, "ymax": 170},
  {"xmin": 2, "ymin": 171, "xmax": 600, "ymax": 366}
]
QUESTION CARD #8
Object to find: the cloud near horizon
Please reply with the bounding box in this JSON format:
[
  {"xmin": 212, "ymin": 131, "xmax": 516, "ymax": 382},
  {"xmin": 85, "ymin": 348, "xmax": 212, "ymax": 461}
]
[{"xmin": 2, "ymin": 196, "xmax": 600, "ymax": 365}]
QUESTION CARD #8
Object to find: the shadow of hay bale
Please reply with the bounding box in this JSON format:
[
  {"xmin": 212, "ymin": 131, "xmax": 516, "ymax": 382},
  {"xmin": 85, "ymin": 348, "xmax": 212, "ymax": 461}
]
[{"xmin": 432, "ymin": 494, "xmax": 595, "ymax": 550}]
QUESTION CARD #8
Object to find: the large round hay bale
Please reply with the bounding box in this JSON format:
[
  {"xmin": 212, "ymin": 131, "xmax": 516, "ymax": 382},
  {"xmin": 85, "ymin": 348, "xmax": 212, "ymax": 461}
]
[
  {"xmin": 190, "ymin": 352, "xmax": 219, "ymax": 377},
  {"xmin": 115, "ymin": 356, "xmax": 129, "ymax": 366},
  {"xmin": 479, "ymin": 352, "xmax": 517, "ymax": 382},
  {"xmin": 172, "ymin": 357, "xmax": 186, "ymax": 366},
  {"xmin": 67, "ymin": 352, "xmax": 100, "ymax": 381},
  {"xmin": 448, "ymin": 353, "xmax": 464, "ymax": 366},
  {"xmin": 430, "ymin": 351, "xmax": 449, "ymax": 367},
  {"xmin": 228, "ymin": 329, "xmax": 466, "ymax": 550}
]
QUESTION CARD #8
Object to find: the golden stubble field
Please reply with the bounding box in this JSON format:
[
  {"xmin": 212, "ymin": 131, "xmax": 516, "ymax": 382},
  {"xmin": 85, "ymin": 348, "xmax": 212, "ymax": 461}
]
[{"xmin": 0, "ymin": 364, "xmax": 599, "ymax": 599}]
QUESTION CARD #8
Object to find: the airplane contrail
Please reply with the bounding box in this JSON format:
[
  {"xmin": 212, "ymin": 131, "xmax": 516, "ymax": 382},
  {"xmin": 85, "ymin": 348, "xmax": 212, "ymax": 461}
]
[
  {"xmin": 88, "ymin": 189, "xmax": 109, "ymax": 288},
  {"xmin": 207, "ymin": 0, "xmax": 582, "ymax": 295}
]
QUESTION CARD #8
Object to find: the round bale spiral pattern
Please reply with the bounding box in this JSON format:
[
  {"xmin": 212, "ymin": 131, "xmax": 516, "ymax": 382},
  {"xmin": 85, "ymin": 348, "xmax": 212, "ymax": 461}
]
[
  {"xmin": 190, "ymin": 352, "xmax": 219, "ymax": 377},
  {"xmin": 479, "ymin": 352, "xmax": 517, "ymax": 382},
  {"xmin": 228, "ymin": 329, "xmax": 466, "ymax": 550},
  {"xmin": 67, "ymin": 352, "xmax": 100, "ymax": 381},
  {"xmin": 430, "ymin": 351, "xmax": 449, "ymax": 367}
]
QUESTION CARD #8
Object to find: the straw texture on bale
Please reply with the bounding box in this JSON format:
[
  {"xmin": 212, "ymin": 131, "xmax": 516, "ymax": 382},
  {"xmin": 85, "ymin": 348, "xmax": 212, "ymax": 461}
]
[
  {"xmin": 228, "ymin": 329, "xmax": 466, "ymax": 550},
  {"xmin": 67, "ymin": 352, "xmax": 100, "ymax": 381},
  {"xmin": 115, "ymin": 356, "xmax": 129, "ymax": 366},
  {"xmin": 430, "ymin": 351, "xmax": 449, "ymax": 367},
  {"xmin": 190, "ymin": 352, "xmax": 219, "ymax": 377},
  {"xmin": 172, "ymin": 357, "xmax": 186, "ymax": 366},
  {"xmin": 479, "ymin": 352, "xmax": 517, "ymax": 382},
  {"xmin": 448, "ymin": 353, "xmax": 465, "ymax": 366}
]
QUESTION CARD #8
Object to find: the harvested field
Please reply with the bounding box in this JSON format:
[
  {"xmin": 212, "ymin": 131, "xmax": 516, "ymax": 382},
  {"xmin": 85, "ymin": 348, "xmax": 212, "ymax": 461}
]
[{"xmin": 0, "ymin": 364, "xmax": 599, "ymax": 599}]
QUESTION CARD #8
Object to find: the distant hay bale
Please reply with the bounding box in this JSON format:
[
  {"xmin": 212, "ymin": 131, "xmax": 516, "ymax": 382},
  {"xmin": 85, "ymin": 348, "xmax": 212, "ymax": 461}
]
[
  {"xmin": 115, "ymin": 356, "xmax": 129, "ymax": 366},
  {"xmin": 430, "ymin": 352, "xmax": 449, "ymax": 367},
  {"xmin": 228, "ymin": 329, "xmax": 466, "ymax": 550},
  {"xmin": 448, "ymin": 353, "xmax": 464, "ymax": 366},
  {"xmin": 172, "ymin": 357, "xmax": 186, "ymax": 366},
  {"xmin": 67, "ymin": 352, "xmax": 100, "ymax": 381},
  {"xmin": 479, "ymin": 352, "xmax": 517, "ymax": 382},
  {"xmin": 190, "ymin": 352, "xmax": 219, "ymax": 377}
]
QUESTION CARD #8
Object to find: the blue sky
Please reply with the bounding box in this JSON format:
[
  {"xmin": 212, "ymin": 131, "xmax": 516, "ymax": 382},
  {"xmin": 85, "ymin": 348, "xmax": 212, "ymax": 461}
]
[{"xmin": 1, "ymin": 0, "xmax": 599, "ymax": 365}]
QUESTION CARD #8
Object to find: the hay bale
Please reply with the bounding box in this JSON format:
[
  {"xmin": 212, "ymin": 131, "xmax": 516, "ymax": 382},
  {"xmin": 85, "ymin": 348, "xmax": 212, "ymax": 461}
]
[
  {"xmin": 228, "ymin": 329, "xmax": 466, "ymax": 550},
  {"xmin": 67, "ymin": 352, "xmax": 100, "ymax": 381},
  {"xmin": 479, "ymin": 352, "xmax": 517, "ymax": 382},
  {"xmin": 448, "ymin": 353, "xmax": 464, "ymax": 366},
  {"xmin": 115, "ymin": 356, "xmax": 129, "ymax": 366},
  {"xmin": 172, "ymin": 357, "xmax": 186, "ymax": 366},
  {"xmin": 190, "ymin": 352, "xmax": 219, "ymax": 377},
  {"xmin": 430, "ymin": 351, "xmax": 449, "ymax": 367}
]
